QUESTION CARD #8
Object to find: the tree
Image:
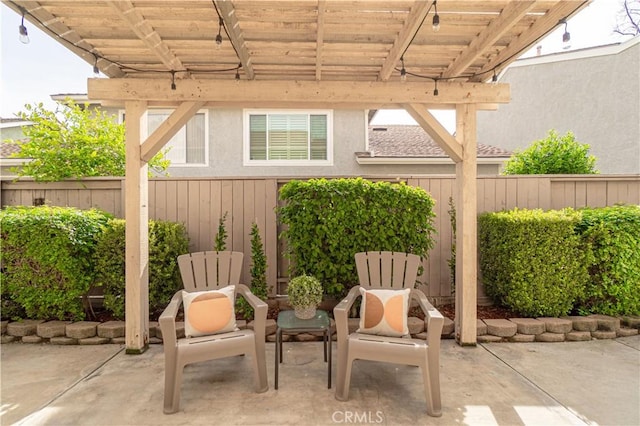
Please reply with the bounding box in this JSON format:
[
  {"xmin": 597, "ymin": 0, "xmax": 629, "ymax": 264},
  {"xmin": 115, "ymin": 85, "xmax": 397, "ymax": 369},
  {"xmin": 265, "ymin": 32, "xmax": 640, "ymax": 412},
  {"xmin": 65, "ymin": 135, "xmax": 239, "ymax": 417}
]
[
  {"xmin": 7, "ymin": 100, "xmax": 169, "ymax": 181},
  {"xmin": 615, "ymin": 0, "xmax": 640, "ymax": 36},
  {"xmin": 502, "ymin": 130, "xmax": 598, "ymax": 175}
]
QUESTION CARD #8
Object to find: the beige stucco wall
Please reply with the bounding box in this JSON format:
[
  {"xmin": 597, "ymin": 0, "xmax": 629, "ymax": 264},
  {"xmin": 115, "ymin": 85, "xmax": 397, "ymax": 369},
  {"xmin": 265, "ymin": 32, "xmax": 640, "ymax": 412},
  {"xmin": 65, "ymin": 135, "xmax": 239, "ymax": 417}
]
[{"xmin": 477, "ymin": 38, "xmax": 640, "ymax": 174}]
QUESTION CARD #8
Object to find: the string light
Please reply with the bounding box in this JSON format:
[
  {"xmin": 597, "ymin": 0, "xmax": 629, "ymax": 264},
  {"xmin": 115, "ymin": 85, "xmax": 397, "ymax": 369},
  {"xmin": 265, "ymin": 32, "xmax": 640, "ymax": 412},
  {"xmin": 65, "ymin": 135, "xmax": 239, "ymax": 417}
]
[
  {"xmin": 170, "ymin": 71, "xmax": 176, "ymax": 90},
  {"xmin": 432, "ymin": 1, "xmax": 440, "ymax": 32},
  {"xmin": 560, "ymin": 19, "xmax": 571, "ymax": 49},
  {"xmin": 492, "ymin": 70, "xmax": 498, "ymax": 83},
  {"xmin": 235, "ymin": 63, "xmax": 241, "ymax": 82},
  {"xmin": 18, "ymin": 7, "xmax": 30, "ymax": 44},
  {"xmin": 215, "ymin": 17, "xmax": 223, "ymax": 49},
  {"xmin": 433, "ymin": 78, "xmax": 439, "ymax": 96},
  {"xmin": 93, "ymin": 55, "xmax": 100, "ymax": 74},
  {"xmin": 400, "ymin": 57, "xmax": 407, "ymax": 82}
]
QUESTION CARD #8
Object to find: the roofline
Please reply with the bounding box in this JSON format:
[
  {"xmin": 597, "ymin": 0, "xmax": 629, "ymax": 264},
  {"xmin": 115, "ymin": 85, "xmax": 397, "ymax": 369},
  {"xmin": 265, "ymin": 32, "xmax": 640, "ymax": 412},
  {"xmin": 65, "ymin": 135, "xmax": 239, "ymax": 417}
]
[
  {"xmin": 356, "ymin": 156, "xmax": 510, "ymax": 165},
  {"xmin": 0, "ymin": 120, "xmax": 32, "ymax": 129},
  {"xmin": 510, "ymin": 36, "xmax": 640, "ymax": 68}
]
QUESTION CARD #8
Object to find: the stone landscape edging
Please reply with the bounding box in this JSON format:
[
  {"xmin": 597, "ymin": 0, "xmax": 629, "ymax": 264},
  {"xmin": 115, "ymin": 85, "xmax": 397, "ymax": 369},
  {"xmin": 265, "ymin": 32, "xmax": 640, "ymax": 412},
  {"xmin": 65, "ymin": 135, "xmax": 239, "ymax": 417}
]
[{"xmin": 1, "ymin": 313, "xmax": 638, "ymax": 345}]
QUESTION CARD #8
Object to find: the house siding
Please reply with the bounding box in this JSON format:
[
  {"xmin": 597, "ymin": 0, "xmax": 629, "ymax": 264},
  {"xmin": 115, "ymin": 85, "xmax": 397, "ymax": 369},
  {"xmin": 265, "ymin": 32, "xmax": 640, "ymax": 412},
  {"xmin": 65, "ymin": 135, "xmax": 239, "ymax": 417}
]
[{"xmin": 477, "ymin": 38, "xmax": 640, "ymax": 174}]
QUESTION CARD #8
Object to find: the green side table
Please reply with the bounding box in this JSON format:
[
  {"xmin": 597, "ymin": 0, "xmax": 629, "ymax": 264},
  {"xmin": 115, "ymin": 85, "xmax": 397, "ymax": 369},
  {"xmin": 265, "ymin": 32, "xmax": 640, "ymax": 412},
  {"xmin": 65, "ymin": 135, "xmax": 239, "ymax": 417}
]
[{"xmin": 275, "ymin": 309, "xmax": 331, "ymax": 390}]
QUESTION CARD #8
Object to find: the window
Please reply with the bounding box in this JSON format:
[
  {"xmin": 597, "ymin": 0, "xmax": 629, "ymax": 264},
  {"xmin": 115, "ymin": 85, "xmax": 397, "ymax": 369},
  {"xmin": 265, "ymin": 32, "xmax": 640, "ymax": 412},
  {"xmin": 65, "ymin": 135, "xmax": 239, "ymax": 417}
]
[
  {"xmin": 120, "ymin": 110, "xmax": 208, "ymax": 166},
  {"xmin": 244, "ymin": 110, "xmax": 332, "ymax": 165},
  {"xmin": 148, "ymin": 111, "xmax": 207, "ymax": 166}
]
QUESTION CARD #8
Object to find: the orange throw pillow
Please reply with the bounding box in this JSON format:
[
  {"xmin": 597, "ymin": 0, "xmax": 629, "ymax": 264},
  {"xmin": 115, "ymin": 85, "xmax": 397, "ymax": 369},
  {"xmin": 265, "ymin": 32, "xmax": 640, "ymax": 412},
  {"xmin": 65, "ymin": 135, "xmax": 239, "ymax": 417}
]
[
  {"xmin": 357, "ymin": 288, "xmax": 410, "ymax": 337},
  {"xmin": 182, "ymin": 286, "xmax": 237, "ymax": 337}
]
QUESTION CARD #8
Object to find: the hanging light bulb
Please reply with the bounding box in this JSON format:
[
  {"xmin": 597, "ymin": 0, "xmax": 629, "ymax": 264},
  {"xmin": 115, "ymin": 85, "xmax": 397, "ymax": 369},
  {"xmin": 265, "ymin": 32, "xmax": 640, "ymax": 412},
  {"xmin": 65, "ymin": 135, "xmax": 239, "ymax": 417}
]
[
  {"xmin": 93, "ymin": 55, "xmax": 100, "ymax": 74},
  {"xmin": 215, "ymin": 17, "xmax": 223, "ymax": 49},
  {"xmin": 561, "ymin": 19, "xmax": 571, "ymax": 50},
  {"xmin": 400, "ymin": 57, "xmax": 407, "ymax": 83},
  {"xmin": 492, "ymin": 70, "xmax": 498, "ymax": 83},
  {"xmin": 18, "ymin": 8, "xmax": 30, "ymax": 44},
  {"xmin": 432, "ymin": 1, "xmax": 440, "ymax": 32},
  {"xmin": 235, "ymin": 65, "xmax": 240, "ymax": 82},
  {"xmin": 170, "ymin": 71, "xmax": 176, "ymax": 90},
  {"xmin": 433, "ymin": 79, "xmax": 439, "ymax": 96}
]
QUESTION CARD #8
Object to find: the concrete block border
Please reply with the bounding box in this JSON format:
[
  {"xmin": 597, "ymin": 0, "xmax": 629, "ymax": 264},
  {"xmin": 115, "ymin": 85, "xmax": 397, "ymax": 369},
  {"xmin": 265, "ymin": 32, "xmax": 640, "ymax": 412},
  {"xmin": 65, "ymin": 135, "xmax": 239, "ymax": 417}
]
[{"xmin": 1, "ymin": 313, "xmax": 638, "ymax": 345}]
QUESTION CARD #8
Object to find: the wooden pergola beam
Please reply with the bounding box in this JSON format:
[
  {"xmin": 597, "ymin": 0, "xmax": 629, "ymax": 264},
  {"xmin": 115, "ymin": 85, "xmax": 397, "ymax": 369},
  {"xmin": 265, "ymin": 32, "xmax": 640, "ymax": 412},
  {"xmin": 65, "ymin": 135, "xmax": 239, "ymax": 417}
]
[
  {"xmin": 442, "ymin": 1, "xmax": 536, "ymax": 79},
  {"xmin": 107, "ymin": 0, "xmax": 184, "ymax": 72},
  {"xmin": 88, "ymin": 79, "xmax": 510, "ymax": 105},
  {"xmin": 214, "ymin": 0, "xmax": 255, "ymax": 80},
  {"xmin": 471, "ymin": 0, "xmax": 588, "ymax": 81},
  {"xmin": 378, "ymin": 0, "xmax": 431, "ymax": 81}
]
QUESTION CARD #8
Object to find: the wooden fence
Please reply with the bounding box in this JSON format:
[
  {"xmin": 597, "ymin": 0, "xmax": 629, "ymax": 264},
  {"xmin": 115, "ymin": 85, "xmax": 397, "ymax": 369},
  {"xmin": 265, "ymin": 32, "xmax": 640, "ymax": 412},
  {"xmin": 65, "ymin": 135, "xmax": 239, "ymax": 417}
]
[{"xmin": 2, "ymin": 175, "xmax": 638, "ymax": 304}]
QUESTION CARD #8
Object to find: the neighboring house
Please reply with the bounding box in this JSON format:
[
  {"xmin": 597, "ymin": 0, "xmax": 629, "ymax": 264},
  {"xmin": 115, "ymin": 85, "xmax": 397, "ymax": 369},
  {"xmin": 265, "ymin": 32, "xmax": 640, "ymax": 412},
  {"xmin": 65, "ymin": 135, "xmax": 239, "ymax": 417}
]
[
  {"xmin": 477, "ymin": 36, "xmax": 640, "ymax": 174},
  {"xmin": 0, "ymin": 118, "xmax": 31, "ymax": 178},
  {"xmin": 2, "ymin": 96, "xmax": 511, "ymax": 178}
]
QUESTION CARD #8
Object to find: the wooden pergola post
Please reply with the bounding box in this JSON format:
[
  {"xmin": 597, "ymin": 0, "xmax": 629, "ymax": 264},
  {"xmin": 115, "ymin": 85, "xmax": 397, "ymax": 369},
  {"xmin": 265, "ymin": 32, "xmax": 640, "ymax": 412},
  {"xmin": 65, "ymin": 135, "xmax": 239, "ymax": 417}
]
[
  {"xmin": 124, "ymin": 100, "xmax": 150, "ymax": 354},
  {"xmin": 454, "ymin": 104, "xmax": 478, "ymax": 346}
]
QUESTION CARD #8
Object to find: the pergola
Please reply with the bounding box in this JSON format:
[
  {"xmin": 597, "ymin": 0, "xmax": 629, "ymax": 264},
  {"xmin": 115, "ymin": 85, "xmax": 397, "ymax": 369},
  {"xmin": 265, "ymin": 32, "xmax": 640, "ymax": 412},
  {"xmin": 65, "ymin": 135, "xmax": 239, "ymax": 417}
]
[{"xmin": 6, "ymin": 0, "xmax": 589, "ymax": 352}]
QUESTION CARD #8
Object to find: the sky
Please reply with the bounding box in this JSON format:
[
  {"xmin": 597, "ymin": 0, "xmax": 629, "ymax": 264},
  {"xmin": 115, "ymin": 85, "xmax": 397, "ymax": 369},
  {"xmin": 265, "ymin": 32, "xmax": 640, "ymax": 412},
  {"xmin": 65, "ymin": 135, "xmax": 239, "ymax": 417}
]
[{"xmin": 0, "ymin": 0, "xmax": 634, "ymax": 127}]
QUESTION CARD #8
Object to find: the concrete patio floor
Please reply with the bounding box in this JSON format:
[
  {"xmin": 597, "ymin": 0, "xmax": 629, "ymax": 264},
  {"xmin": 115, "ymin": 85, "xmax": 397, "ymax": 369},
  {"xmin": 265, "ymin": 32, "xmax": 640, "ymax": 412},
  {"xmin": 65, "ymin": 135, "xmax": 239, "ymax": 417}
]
[{"xmin": 2, "ymin": 337, "xmax": 639, "ymax": 425}]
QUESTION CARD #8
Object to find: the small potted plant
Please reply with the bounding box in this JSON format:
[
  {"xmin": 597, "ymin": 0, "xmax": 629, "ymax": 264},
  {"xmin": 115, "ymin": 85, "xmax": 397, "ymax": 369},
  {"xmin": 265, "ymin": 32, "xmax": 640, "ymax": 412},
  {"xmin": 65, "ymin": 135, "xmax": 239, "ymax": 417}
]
[{"xmin": 287, "ymin": 274, "xmax": 323, "ymax": 319}]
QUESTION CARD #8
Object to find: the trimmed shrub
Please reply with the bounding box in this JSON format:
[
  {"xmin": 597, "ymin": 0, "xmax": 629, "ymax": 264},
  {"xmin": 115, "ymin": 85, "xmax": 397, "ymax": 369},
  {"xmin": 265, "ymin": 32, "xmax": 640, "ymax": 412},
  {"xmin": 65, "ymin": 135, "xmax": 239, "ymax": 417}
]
[
  {"xmin": 279, "ymin": 178, "xmax": 436, "ymax": 297},
  {"xmin": 236, "ymin": 222, "xmax": 269, "ymax": 320},
  {"xmin": 576, "ymin": 205, "xmax": 640, "ymax": 315},
  {"xmin": 0, "ymin": 206, "xmax": 112, "ymax": 320},
  {"xmin": 479, "ymin": 208, "xmax": 590, "ymax": 317},
  {"xmin": 93, "ymin": 219, "xmax": 189, "ymax": 319}
]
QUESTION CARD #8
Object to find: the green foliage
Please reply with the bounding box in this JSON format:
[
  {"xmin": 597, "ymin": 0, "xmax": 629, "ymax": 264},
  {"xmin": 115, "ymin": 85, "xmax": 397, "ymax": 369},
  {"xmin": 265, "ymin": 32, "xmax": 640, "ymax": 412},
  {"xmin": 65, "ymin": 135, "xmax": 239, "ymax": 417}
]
[
  {"xmin": 479, "ymin": 208, "xmax": 590, "ymax": 317},
  {"xmin": 93, "ymin": 219, "xmax": 189, "ymax": 319},
  {"xmin": 0, "ymin": 206, "xmax": 112, "ymax": 320},
  {"xmin": 287, "ymin": 275, "xmax": 323, "ymax": 308},
  {"xmin": 213, "ymin": 212, "xmax": 228, "ymax": 251},
  {"xmin": 575, "ymin": 205, "xmax": 640, "ymax": 315},
  {"xmin": 502, "ymin": 130, "xmax": 598, "ymax": 175},
  {"xmin": 279, "ymin": 177, "xmax": 436, "ymax": 297},
  {"xmin": 236, "ymin": 222, "xmax": 269, "ymax": 320},
  {"xmin": 447, "ymin": 196, "xmax": 457, "ymax": 294},
  {"xmin": 8, "ymin": 100, "xmax": 169, "ymax": 181}
]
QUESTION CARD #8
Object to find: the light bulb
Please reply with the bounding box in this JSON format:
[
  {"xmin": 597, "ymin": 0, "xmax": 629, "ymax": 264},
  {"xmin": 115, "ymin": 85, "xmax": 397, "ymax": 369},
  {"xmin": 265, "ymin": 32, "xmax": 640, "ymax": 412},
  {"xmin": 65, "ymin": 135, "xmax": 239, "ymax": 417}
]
[
  {"xmin": 93, "ymin": 57, "xmax": 100, "ymax": 74},
  {"xmin": 215, "ymin": 34, "xmax": 223, "ymax": 49},
  {"xmin": 432, "ymin": 14, "xmax": 440, "ymax": 32},
  {"xmin": 19, "ymin": 12, "xmax": 30, "ymax": 44}
]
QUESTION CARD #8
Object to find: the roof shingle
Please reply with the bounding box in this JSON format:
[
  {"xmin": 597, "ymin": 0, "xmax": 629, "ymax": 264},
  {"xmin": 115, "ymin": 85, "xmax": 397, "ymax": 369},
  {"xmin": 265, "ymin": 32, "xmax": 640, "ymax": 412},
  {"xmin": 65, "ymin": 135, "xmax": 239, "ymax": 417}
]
[{"xmin": 367, "ymin": 125, "xmax": 511, "ymax": 158}]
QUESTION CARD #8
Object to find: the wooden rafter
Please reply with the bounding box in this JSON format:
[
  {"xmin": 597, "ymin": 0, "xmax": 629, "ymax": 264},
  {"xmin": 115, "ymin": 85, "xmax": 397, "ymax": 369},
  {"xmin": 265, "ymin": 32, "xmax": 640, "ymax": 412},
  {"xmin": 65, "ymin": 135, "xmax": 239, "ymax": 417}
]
[
  {"xmin": 471, "ymin": 0, "xmax": 589, "ymax": 81},
  {"xmin": 442, "ymin": 1, "xmax": 536, "ymax": 79},
  {"xmin": 315, "ymin": 0, "xmax": 326, "ymax": 81},
  {"xmin": 107, "ymin": 1, "xmax": 184, "ymax": 72},
  {"xmin": 214, "ymin": 0, "xmax": 255, "ymax": 80},
  {"xmin": 378, "ymin": 0, "xmax": 431, "ymax": 82}
]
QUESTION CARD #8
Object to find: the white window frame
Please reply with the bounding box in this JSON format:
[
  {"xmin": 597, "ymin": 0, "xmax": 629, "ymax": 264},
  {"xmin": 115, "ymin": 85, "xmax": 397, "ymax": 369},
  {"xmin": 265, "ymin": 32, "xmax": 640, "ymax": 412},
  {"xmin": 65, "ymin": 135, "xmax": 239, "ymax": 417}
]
[
  {"xmin": 243, "ymin": 109, "xmax": 333, "ymax": 166},
  {"xmin": 119, "ymin": 109, "xmax": 209, "ymax": 167}
]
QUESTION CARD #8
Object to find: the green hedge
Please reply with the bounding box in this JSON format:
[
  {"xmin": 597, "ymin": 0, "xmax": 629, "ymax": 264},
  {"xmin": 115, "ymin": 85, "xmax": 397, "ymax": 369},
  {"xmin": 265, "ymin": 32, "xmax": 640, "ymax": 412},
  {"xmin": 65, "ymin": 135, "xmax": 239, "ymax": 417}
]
[
  {"xmin": 279, "ymin": 178, "xmax": 436, "ymax": 296},
  {"xmin": 93, "ymin": 219, "xmax": 189, "ymax": 319},
  {"xmin": 479, "ymin": 208, "xmax": 590, "ymax": 317},
  {"xmin": 576, "ymin": 205, "xmax": 640, "ymax": 315},
  {"xmin": 0, "ymin": 206, "xmax": 112, "ymax": 320}
]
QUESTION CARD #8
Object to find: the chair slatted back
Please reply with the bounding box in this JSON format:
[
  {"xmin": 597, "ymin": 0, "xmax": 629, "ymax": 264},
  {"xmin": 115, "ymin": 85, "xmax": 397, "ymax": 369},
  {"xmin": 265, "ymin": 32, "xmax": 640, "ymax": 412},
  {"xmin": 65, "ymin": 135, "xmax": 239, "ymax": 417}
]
[
  {"xmin": 355, "ymin": 251, "xmax": 420, "ymax": 290},
  {"xmin": 178, "ymin": 251, "xmax": 244, "ymax": 292}
]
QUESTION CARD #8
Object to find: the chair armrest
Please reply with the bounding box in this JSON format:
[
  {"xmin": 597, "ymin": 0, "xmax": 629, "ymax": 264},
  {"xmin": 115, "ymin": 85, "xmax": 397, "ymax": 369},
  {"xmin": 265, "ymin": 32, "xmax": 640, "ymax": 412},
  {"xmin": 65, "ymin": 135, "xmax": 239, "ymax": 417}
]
[
  {"xmin": 159, "ymin": 290, "xmax": 183, "ymax": 348},
  {"xmin": 411, "ymin": 289, "xmax": 444, "ymax": 348},
  {"xmin": 236, "ymin": 284, "xmax": 268, "ymax": 341},
  {"xmin": 333, "ymin": 286, "xmax": 361, "ymax": 343}
]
